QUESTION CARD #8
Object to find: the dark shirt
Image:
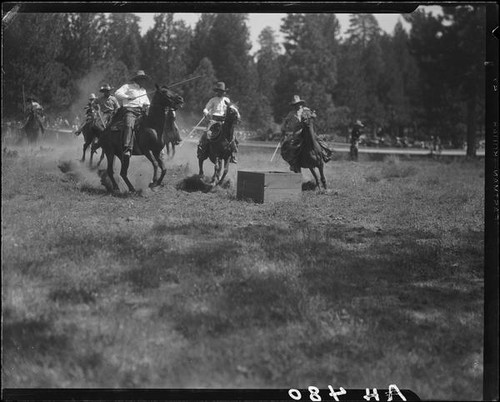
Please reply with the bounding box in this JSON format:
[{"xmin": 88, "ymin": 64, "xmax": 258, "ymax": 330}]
[
  {"xmin": 351, "ymin": 127, "xmax": 362, "ymax": 144},
  {"xmin": 97, "ymin": 95, "xmax": 120, "ymax": 115}
]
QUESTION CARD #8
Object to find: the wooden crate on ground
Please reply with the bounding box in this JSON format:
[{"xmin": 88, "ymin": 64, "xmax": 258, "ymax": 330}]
[{"xmin": 236, "ymin": 170, "xmax": 302, "ymax": 203}]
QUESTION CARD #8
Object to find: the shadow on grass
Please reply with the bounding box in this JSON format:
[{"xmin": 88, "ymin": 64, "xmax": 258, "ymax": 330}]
[
  {"xmin": 49, "ymin": 287, "xmax": 97, "ymax": 304},
  {"xmin": 165, "ymin": 274, "xmax": 302, "ymax": 339},
  {"xmin": 3, "ymin": 315, "xmax": 72, "ymax": 361}
]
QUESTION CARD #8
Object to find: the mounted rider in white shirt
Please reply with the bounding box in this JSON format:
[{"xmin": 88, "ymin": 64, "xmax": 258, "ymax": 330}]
[
  {"xmin": 198, "ymin": 81, "xmax": 238, "ymax": 163},
  {"xmin": 114, "ymin": 70, "xmax": 151, "ymax": 157}
]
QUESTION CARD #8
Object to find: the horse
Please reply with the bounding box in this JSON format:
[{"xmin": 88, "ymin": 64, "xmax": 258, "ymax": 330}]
[
  {"xmin": 281, "ymin": 116, "xmax": 332, "ymax": 189},
  {"xmin": 197, "ymin": 103, "xmax": 240, "ymax": 186},
  {"xmin": 23, "ymin": 110, "xmax": 44, "ymax": 145},
  {"xmin": 99, "ymin": 85, "xmax": 184, "ymax": 192},
  {"xmin": 78, "ymin": 107, "xmax": 106, "ymax": 167},
  {"xmin": 162, "ymin": 107, "xmax": 179, "ymax": 158}
]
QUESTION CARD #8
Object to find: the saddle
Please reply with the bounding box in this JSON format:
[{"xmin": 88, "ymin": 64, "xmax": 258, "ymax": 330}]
[{"xmin": 108, "ymin": 108, "xmax": 143, "ymax": 134}]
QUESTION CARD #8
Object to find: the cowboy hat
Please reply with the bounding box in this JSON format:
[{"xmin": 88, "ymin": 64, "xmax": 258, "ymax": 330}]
[
  {"xmin": 354, "ymin": 120, "xmax": 364, "ymax": 127},
  {"xmin": 89, "ymin": 93, "xmax": 97, "ymax": 100},
  {"xmin": 131, "ymin": 70, "xmax": 150, "ymax": 81},
  {"xmin": 26, "ymin": 95, "xmax": 38, "ymax": 102},
  {"xmin": 213, "ymin": 81, "xmax": 228, "ymax": 93},
  {"xmin": 99, "ymin": 84, "xmax": 113, "ymax": 92},
  {"xmin": 290, "ymin": 95, "xmax": 306, "ymax": 106}
]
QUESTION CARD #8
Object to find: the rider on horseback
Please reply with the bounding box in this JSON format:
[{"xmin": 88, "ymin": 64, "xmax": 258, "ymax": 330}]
[
  {"xmin": 281, "ymin": 95, "xmax": 317, "ymax": 172},
  {"xmin": 24, "ymin": 95, "xmax": 45, "ymax": 134},
  {"xmin": 282, "ymin": 95, "xmax": 317, "ymax": 136},
  {"xmin": 114, "ymin": 70, "xmax": 151, "ymax": 158},
  {"xmin": 198, "ymin": 81, "xmax": 238, "ymax": 163},
  {"xmin": 97, "ymin": 84, "xmax": 120, "ymax": 127},
  {"xmin": 281, "ymin": 95, "xmax": 333, "ymax": 173},
  {"xmin": 75, "ymin": 93, "xmax": 99, "ymax": 136}
]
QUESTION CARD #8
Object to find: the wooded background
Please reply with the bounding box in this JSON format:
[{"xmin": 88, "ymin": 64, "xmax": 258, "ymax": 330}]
[{"xmin": 2, "ymin": 7, "xmax": 486, "ymax": 155}]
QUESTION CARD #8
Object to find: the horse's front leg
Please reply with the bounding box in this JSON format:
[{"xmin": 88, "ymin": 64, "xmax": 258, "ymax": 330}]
[
  {"xmin": 154, "ymin": 151, "xmax": 167, "ymax": 185},
  {"xmin": 198, "ymin": 158, "xmax": 205, "ymax": 177},
  {"xmin": 211, "ymin": 158, "xmax": 221, "ymax": 185},
  {"xmin": 106, "ymin": 153, "xmax": 120, "ymax": 192},
  {"xmin": 81, "ymin": 141, "xmax": 90, "ymax": 162},
  {"xmin": 120, "ymin": 154, "xmax": 136, "ymax": 192},
  {"xmin": 218, "ymin": 158, "xmax": 230, "ymax": 185},
  {"xmin": 97, "ymin": 149, "xmax": 105, "ymax": 167},
  {"xmin": 144, "ymin": 150, "xmax": 159, "ymax": 187},
  {"xmin": 309, "ymin": 168, "xmax": 320, "ymax": 189},
  {"xmin": 319, "ymin": 164, "xmax": 327, "ymax": 189}
]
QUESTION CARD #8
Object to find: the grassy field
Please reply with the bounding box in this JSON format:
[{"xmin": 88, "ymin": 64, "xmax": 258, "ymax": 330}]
[{"xmin": 2, "ymin": 134, "xmax": 484, "ymax": 399}]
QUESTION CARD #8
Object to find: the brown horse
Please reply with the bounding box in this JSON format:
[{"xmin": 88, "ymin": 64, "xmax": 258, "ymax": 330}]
[
  {"xmin": 23, "ymin": 110, "xmax": 44, "ymax": 145},
  {"xmin": 99, "ymin": 85, "xmax": 184, "ymax": 192},
  {"xmin": 78, "ymin": 107, "xmax": 106, "ymax": 167},
  {"xmin": 197, "ymin": 103, "xmax": 240, "ymax": 186},
  {"xmin": 281, "ymin": 117, "xmax": 332, "ymax": 189}
]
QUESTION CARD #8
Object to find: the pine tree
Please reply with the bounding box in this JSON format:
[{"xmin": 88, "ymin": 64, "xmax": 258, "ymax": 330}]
[
  {"xmin": 3, "ymin": 13, "xmax": 72, "ymax": 117},
  {"xmin": 205, "ymin": 13, "xmax": 258, "ymax": 127},
  {"xmin": 183, "ymin": 57, "xmax": 217, "ymax": 117},
  {"xmin": 142, "ymin": 14, "xmax": 193, "ymax": 87},
  {"xmin": 278, "ymin": 13, "xmax": 341, "ymax": 131},
  {"xmin": 107, "ymin": 13, "xmax": 143, "ymax": 73}
]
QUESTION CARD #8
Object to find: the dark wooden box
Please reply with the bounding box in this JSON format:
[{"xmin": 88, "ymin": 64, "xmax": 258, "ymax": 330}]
[{"xmin": 236, "ymin": 170, "xmax": 302, "ymax": 203}]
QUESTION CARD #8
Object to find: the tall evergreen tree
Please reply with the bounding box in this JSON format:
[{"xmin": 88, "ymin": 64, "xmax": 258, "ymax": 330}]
[
  {"xmin": 277, "ymin": 13, "xmax": 340, "ymax": 131},
  {"xmin": 3, "ymin": 13, "xmax": 72, "ymax": 117},
  {"xmin": 59, "ymin": 13, "xmax": 108, "ymax": 78},
  {"xmin": 404, "ymin": 5, "xmax": 485, "ymax": 153},
  {"xmin": 256, "ymin": 27, "xmax": 281, "ymax": 102},
  {"xmin": 441, "ymin": 5, "xmax": 486, "ymax": 156},
  {"xmin": 107, "ymin": 13, "xmax": 142, "ymax": 73},
  {"xmin": 205, "ymin": 13, "xmax": 257, "ymax": 126},
  {"xmin": 142, "ymin": 13, "xmax": 193, "ymax": 87},
  {"xmin": 188, "ymin": 13, "xmax": 217, "ymax": 73},
  {"xmin": 183, "ymin": 57, "xmax": 217, "ymax": 117}
]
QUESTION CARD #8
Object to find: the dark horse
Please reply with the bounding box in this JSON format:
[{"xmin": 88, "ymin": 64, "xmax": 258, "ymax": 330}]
[
  {"xmin": 23, "ymin": 110, "xmax": 45, "ymax": 145},
  {"xmin": 281, "ymin": 116, "xmax": 332, "ymax": 189},
  {"xmin": 197, "ymin": 103, "xmax": 240, "ymax": 186},
  {"xmin": 79, "ymin": 107, "xmax": 106, "ymax": 167},
  {"xmin": 163, "ymin": 107, "xmax": 179, "ymax": 158},
  {"xmin": 99, "ymin": 85, "xmax": 184, "ymax": 192}
]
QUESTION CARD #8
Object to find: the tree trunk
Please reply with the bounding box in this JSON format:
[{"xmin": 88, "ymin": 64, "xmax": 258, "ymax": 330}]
[{"xmin": 466, "ymin": 84, "xmax": 477, "ymax": 157}]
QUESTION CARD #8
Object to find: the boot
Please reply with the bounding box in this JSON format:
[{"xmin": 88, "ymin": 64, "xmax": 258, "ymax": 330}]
[
  {"xmin": 123, "ymin": 127, "xmax": 133, "ymax": 156},
  {"xmin": 229, "ymin": 139, "xmax": 238, "ymax": 163}
]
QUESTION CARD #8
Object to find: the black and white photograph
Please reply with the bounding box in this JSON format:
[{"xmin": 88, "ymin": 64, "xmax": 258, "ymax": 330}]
[{"xmin": 2, "ymin": 2, "xmax": 498, "ymax": 401}]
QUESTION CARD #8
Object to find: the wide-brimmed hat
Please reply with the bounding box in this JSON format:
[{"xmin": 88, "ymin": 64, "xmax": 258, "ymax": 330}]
[
  {"xmin": 354, "ymin": 120, "xmax": 364, "ymax": 127},
  {"xmin": 290, "ymin": 95, "xmax": 306, "ymax": 106},
  {"xmin": 89, "ymin": 93, "xmax": 97, "ymax": 100},
  {"xmin": 99, "ymin": 84, "xmax": 113, "ymax": 92},
  {"xmin": 26, "ymin": 95, "xmax": 38, "ymax": 102},
  {"xmin": 213, "ymin": 81, "xmax": 228, "ymax": 93},
  {"xmin": 131, "ymin": 70, "xmax": 150, "ymax": 81}
]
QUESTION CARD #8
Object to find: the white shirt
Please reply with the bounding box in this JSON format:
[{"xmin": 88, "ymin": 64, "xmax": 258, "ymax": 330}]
[
  {"xmin": 114, "ymin": 82, "xmax": 150, "ymax": 108},
  {"xmin": 203, "ymin": 96, "xmax": 231, "ymax": 117}
]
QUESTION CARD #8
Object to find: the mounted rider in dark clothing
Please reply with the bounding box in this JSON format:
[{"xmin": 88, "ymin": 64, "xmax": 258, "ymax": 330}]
[
  {"xmin": 97, "ymin": 84, "xmax": 120, "ymax": 127},
  {"xmin": 75, "ymin": 93, "xmax": 99, "ymax": 136},
  {"xmin": 197, "ymin": 81, "xmax": 238, "ymax": 163},
  {"xmin": 24, "ymin": 95, "xmax": 45, "ymax": 134},
  {"xmin": 350, "ymin": 119, "xmax": 364, "ymax": 161},
  {"xmin": 281, "ymin": 95, "xmax": 332, "ymax": 173}
]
